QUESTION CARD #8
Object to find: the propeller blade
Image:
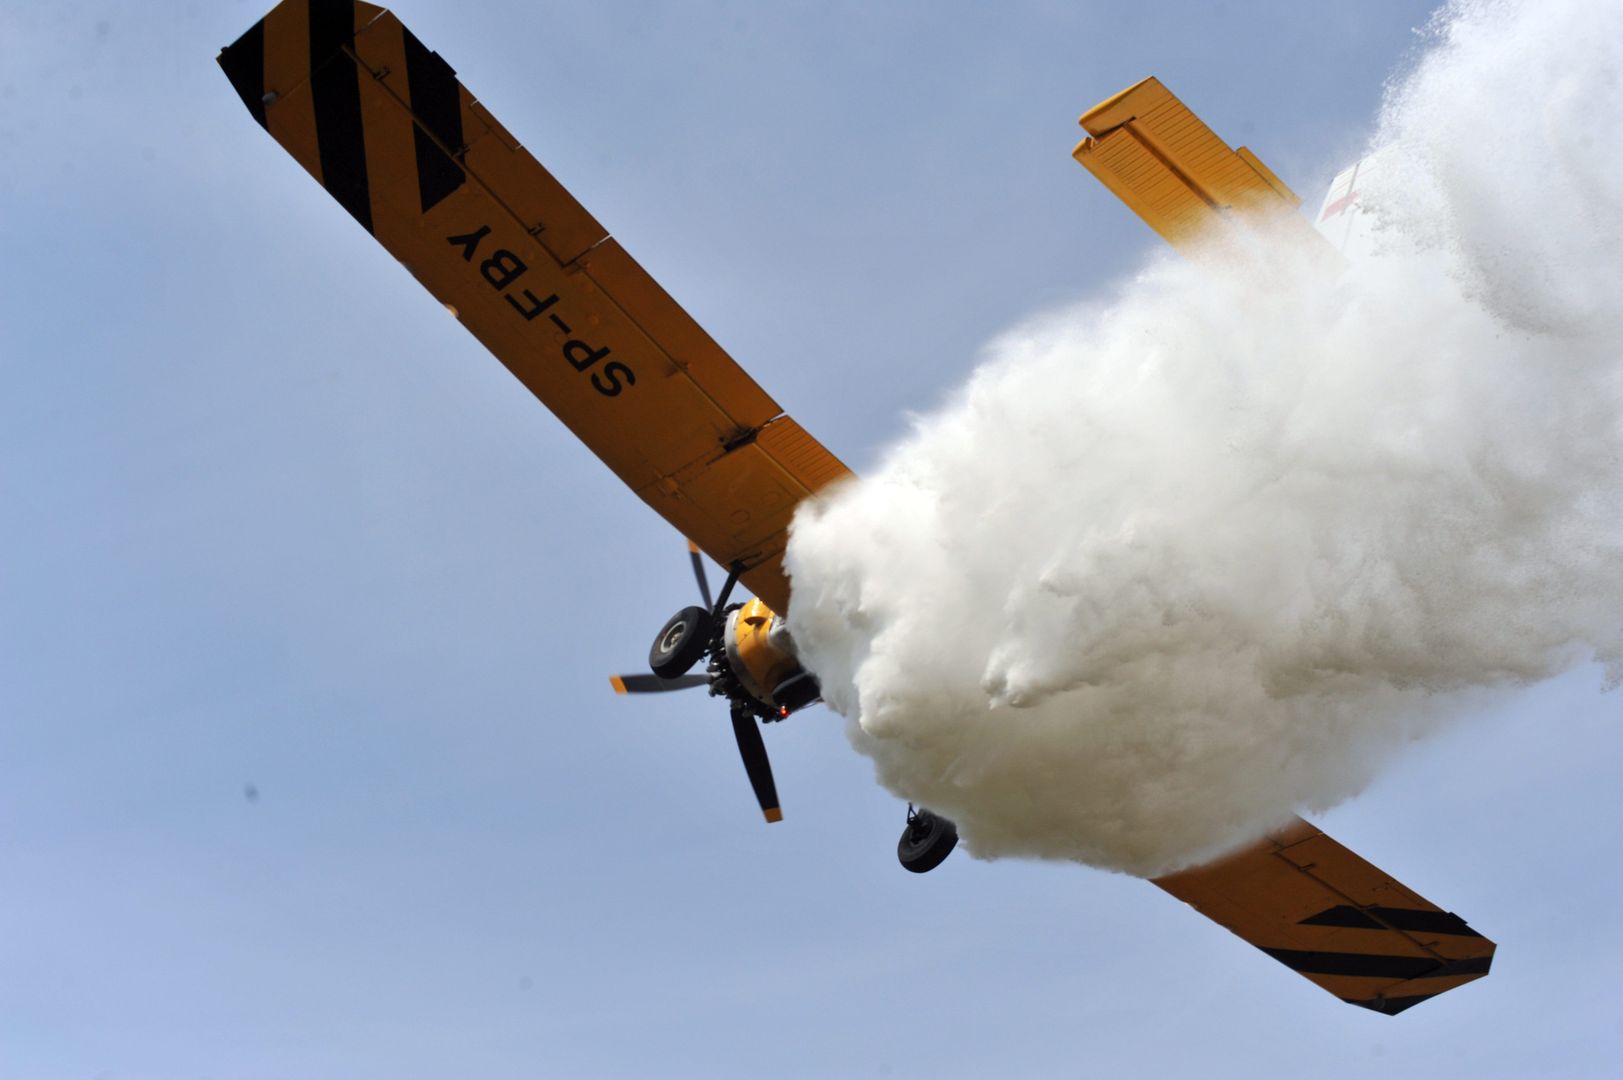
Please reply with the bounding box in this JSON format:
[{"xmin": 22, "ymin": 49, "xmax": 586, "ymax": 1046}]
[
  {"xmin": 730, "ymin": 703, "xmax": 782, "ymax": 823},
  {"xmin": 609, "ymin": 673, "xmax": 709, "ymax": 695},
  {"xmin": 712, "ymin": 559, "xmax": 745, "ymax": 618},
  {"xmin": 686, "ymin": 539, "xmax": 714, "ymax": 611}
]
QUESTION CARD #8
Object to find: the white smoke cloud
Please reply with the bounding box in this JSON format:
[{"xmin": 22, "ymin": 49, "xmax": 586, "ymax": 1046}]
[{"xmin": 783, "ymin": 0, "xmax": 1623, "ymax": 877}]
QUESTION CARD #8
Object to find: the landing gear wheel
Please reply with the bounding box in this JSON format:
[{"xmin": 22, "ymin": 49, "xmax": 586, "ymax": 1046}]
[
  {"xmin": 898, "ymin": 806, "xmax": 958, "ymax": 874},
  {"xmin": 649, "ymin": 605, "xmax": 714, "ymax": 679}
]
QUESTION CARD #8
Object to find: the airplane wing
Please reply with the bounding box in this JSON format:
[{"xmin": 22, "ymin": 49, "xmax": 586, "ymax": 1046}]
[
  {"xmin": 1153, "ymin": 817, "xmax": 1496, "ymax": 1014},
  {"xmin": 217, "ymin": 0, "xmax": 849, "ymax": 614},
  {"xmin": 1073, "ymin": 76, "xmax": 1337, "ymax": 265}
]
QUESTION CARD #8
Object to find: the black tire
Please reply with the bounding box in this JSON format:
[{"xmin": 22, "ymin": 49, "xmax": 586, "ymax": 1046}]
[
  {"xmin": 649, "ymin": 605, "xmax": 713, "ymax": 679},
  {"xmin": 898, "ymin": 809, "xmax": 959, "ymax": 874}
]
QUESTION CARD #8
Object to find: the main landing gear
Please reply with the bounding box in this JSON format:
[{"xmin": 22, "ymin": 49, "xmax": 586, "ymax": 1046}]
[
  {"xmin": 649, "ymin": 604, "xmax": 712, "ymax": 680},
  {"xmin": 898, "ymin": 805, "xmax": 959, "ymax": 874}
]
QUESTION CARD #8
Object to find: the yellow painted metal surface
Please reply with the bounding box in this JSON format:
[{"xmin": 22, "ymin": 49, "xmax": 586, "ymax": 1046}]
[
  {"xmin": 1074, "ymin": 77, "xmax": 1332, "ymax": 260},
  {"xmin": 728, "ymin": 597, "xmax": 800, "ymax": 703},
  {"xmin": 220, "ymin": 0, "xmax": 848, "ymax": 616},
  {"xmin": 1154, "ymin": 818, "xmax": 1496, "ymax": 1013}
]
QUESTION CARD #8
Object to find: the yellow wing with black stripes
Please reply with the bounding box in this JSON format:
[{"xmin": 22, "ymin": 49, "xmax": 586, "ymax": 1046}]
[
  {"xmin": 218, "ymin": 0, "xmax": 846, "ymax": 614},
  {"xmin": 1153, "ymin": 817, "xmax": 1496, "ymax": 1014}
]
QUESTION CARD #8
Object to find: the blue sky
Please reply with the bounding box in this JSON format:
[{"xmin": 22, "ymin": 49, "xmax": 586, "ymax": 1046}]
[{"xmin": 2, "ymin": 1, "xmax": 1619, "ymax": 1077}]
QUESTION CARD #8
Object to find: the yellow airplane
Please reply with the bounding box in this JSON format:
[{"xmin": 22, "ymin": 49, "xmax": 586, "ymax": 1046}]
[{"xmin": 219, "ymin": 0, "xmax": 1495, "ymax": 1015}]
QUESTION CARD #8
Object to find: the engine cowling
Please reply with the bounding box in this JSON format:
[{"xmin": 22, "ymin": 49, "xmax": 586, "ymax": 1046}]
[{"xmin": 722, "ymin": 598, "xmax": 818, "ymax": 712}]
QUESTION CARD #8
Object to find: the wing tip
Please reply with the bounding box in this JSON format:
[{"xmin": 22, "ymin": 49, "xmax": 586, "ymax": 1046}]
[
  {"xmin": 1344, "ymin": 993, "xmax": 1436, "ymax": 1016},
  {"xmin": 217, "ymin": 18, "xmax": 268, "ymax": 128},
  {"xmin": 1078, "ymin": 74, "xmax": 1164, "ymax": 135}
]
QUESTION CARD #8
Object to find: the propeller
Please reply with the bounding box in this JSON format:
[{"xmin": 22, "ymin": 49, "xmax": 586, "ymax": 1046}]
[
  {"xmin": 731, "ymin": 700, "xmax": 782, "ymax": 823},
  {"xmin": 687, "ymin": 539, "xmax": 714, "ymax": 610},
  {"xmin": 610, "ymin": 540, "xmax": 783, "ymax": 823}
]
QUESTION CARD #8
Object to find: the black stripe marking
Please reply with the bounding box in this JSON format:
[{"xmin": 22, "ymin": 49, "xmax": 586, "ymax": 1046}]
[
  {"xmin": 1345, "ymin": 994, "xmax": 1437, "ymax": 1016},
  {"xmin": 1261, "ymin": 948, "xmax": 1444, "ymax": 981},
  {"xmin": 218, "ymin": 19, "xmax": 267, "ymax": 128},
  {"xmin": 1427, "ymin": 955, "xmax": 1494, "ymax": 978},
  {"xmin": 1301, "ymin": 905, "xmax": 1385, "ymax": 931},
  {"xmin": 402, "ymin": 27, "xmax": 465, "ymax": 214},
  {"xmin": 309, "ymin": 0, "xmax": 373, "ymax": 233},
  {"xmin": 1300, "ymin": 905, "xmax": 1485, "ymax": 938}
]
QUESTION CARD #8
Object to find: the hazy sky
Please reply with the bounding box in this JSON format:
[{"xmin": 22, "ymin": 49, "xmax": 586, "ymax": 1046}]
[{"xmin": 3, "ymin": 2, "xmax": 1619, "ymax": 1077}]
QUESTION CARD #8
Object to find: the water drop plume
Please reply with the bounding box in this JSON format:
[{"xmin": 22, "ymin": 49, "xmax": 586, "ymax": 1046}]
[{"xmin": 785, "ymin": 0, "xmax": 1623, "ymax": 876}]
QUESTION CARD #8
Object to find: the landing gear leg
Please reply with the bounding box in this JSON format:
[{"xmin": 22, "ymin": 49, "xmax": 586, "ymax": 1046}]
[{"xmin": 897, "ymin": 804, "xmax": 959, "ymax": 874}]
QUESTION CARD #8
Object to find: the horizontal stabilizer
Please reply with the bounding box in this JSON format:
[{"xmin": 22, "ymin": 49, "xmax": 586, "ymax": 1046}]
[{"xmin": 1074, "ymin": 77, "xmax": 1335, "ymax": 263}]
